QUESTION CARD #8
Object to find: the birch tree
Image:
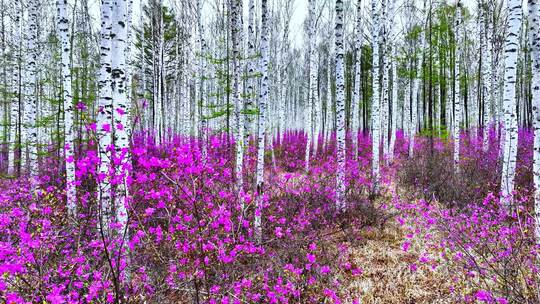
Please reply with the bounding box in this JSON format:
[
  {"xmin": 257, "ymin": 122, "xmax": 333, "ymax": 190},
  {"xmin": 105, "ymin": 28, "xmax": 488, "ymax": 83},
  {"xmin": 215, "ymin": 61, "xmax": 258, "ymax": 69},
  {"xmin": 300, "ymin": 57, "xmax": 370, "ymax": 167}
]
[
  {"xmin": 23, "ymin": 0, "xmax": 39, "ymax": 177},
  {"xmin": 97, "ymin": 0, "xmax": 114, "ymax": 231},
  {"xmin": 381, "ymin": 0, "xmax": 389, "ymax": 157},
  {"xmin": 156, "ymin": 0, "xmax": 164, "ymax": 143},
  {"xmin": 352, "ymin": 0, "xmax": 362, "ymax": 160},
  {"xmin": 335, "ymin": 0, "xmax": 346, "ymax": 210},
  {"xmin": 8, "ymin": 11, "xmax": 21, "ymax": 176},
  {"xmin": 325, "ymin": 32, "xmax": 334, "ymax": 146},
  {"xmin": 245, "ymin": 0, "xmax": 256, "ymax": 146},
  {"xmin": 453, "ymin": 1, "xmax": 462, "ymax": 172},
  {"xmin": 529, "ymin": 0, "xmax": 540, "ymax": 249},
  {"xmin": 231, "ymin": 0, "xmax": 245, "ymax": 198},
  {"xmin": 305, "ymin": 0, "xmax": 316, "ymax": 171},
  {"xmin": 255, "ymin": 0, "xmax": 269, "ymax": 244},
  {"xmin": 111, "ymin": 0, "xmax": 130, "ymax": 230},
  {"xmin": 313, "ymin": 52, "xmax": 321, "ymax": 155},
  {"xmin": 139, "ymin": 0, "xmax": 146, "ymax": 119},
  {"xmin": 371, "ymin": 0, "xmax": 381, "ymax": 190},
  {"xmin": 388, "ymin": 0, "xmax": 398, "ymax": 161},
  {"xmin": 486, "ymin": 1, "xmax": 495, "ymax": 144},
  {"xmin": 0, "ymin": 0, "xmax": 4, "ymax": 158},
  {"xmin": 57, "ymin": 0, "xmax": 76, "ymax": 215},
  {"xmin": 410, "ymin": 0, "xmax": 424, "ymax": 158},
  {"xmin": 481, "ymin": 0, "xmax": 491, "ymax": 151},
  {"xmin": 403, "ymin": 1, "xmax": 414, "ymax": 154},
  {"xmin": 500, "ymin": 0, "xmax": 522, "ymax": 204},
  {"xmin": 197, "ymin": 0, "xmax": 208, "ymax": 158}
]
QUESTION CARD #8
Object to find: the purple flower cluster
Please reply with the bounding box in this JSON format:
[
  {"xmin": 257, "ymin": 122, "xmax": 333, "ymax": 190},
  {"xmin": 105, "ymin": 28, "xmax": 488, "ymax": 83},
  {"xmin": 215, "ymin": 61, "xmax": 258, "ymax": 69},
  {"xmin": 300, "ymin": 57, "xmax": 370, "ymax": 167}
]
[{"xmin": 0, "ymin": 131, "xmax": 373, "ymax": 303}]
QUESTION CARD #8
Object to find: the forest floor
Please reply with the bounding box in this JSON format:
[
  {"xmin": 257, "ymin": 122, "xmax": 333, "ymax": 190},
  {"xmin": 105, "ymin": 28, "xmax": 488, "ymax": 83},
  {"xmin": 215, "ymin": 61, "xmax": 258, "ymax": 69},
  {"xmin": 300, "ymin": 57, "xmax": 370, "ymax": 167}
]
[{"xmin": 341, "ymin": 191, "xmax": 456, "ymax": 303}]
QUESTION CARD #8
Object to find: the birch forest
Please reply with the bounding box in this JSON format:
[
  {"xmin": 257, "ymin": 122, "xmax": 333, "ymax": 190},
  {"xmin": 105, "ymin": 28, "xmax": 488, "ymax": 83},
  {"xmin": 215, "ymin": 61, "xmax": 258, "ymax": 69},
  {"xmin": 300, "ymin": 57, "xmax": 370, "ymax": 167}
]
[{"xmin": 0, "ymin": 0, "xmax": 539, "ymax": 302}]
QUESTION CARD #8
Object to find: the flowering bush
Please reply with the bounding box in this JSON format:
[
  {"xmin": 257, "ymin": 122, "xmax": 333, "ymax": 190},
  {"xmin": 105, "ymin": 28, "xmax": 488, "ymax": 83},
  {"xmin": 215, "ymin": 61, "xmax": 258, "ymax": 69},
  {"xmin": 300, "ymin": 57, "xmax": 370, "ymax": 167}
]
[
  {"xmin": 398, "ymin": 128, "xmax": 533, "ymax": 208},
  {"xmin": 0, "ymin": 131, "xmax": 374, "ymax": 303},
  {"xmin": 0, "ymin": 125, "xmax": 536, "ymax": 303},
  {"xmin": 395, "ymin": 128, "xmax": 537, "ymax": 303}
]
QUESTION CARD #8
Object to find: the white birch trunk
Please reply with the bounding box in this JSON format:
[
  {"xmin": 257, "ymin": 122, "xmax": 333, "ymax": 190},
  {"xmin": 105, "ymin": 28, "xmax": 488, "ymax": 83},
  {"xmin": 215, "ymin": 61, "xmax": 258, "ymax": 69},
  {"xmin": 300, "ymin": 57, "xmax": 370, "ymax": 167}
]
[
  {"xmin": 97, "ymin": 0, "xmax": 114, "ymax": 232},
  {"xmin": 481, "ymin": 1, "xmax": 491, "ymax": 151},
  {"xmin": 0, "ymin": 0, "xmax": 4, "ymax": 160},
  {"xmin": 453, "ymin": 1, "xmax": 462, "ymax": 172},
  {"xmin": 352, "ymin": 0, "xmax": 362, "ymax": 160},
  {"xmin": 410, "ymin": 0, "xmax": 424, "ymax": 158},
  {"xmin": 173, "ymin": 28, "xmax": 180, "ymax": 134},
  {"xmin": 23, "ymin": 0, "xmax": 39, "ymax": 177},
  {"xmin": 313, "ymin": 52, "xmax": 321, "ymax": 155},
  {"xmin": 487, "ymin": 1, "xmax": 495, "ymax": 142},
  {"xmin": 325, "ymin": 49, "xmax": 333, "ymax": 146},
  {"xmin": 528, "ymin": 0, "xmax": 540, "ymax": 254},
  {"xmin": 181, "ymin": 28, "xmax": 190, "ymax": 136},
  {"xmin": 191, "ymin": 22, "xmax": 198, "ymax": 139},
  {"xmin": 197, "ymin": 0, "xmax": 208, "ymax": 158},
  {"xmin": 8, "ymin": 13, "xmax": 21, "ymax": 176},
  {"xmin": 140, "ymin": 0, "xmax": 146, "ymax": 128},
  {"xmin": 411, "ymin": 77, "xmax": 419, "ymax": 157},
  {"xmin": 111, "ymin": 0, "xmax": 130, "ymax": 230},
  {"xmin": 231, "ymin": 0, "xmax": 245, "ymax": 202},
  {"xmin": 278, "ymin": 50, "xmax": 286, "ymax": 142},
  {"xmin": 404, "ymin": 70, "xmax": 411, "ymax": 145},
  {"xmin": 500, "ymin": 0, "xmax": 522, "ymax": 204},
  {"xmin": 194, "ymin": 0, "xmax": 202, "ymax": 140},
  {"xmin": 305, "ymin": 0, "xmax": 316, "ymax": 171},
  {"xmin": 381, "ymin": 0, "xmax": 389, "ymax": 158},
  {"xmin": 245, "ymin": 0, "xmax": 256, "ymax": 146},
  {"xmin": 255, "ymin": 0, "xmax": 269, "ymax": 244},
  {"xmin": 371, "ymin": 0, "xmax": 381, "ymax": 189},
  {"xmin": 57, "ymin": 0, "xmax": 76, "ymax": 214},
  {"xmin": 497, "ymin": 58, "xmax": 504, "ymax": 147},
  {"xmin": 446, "ymin": 56, "xmax": 453, "ymax": 134},
  {"xmin": 404, "ymin": 3, "xmax": 413, "ymax": 148},
  {"xmin": 124, "ymin": 0, "xmax": 133, "ymax": 138},
  {"xmin": 156, "ymin": 0, "xmax": 164, "ymax": 143},
  {"xmin": 335, "ymin": 0, "xmax": 346, "ymax": 210},
  {"xmin": 389, "ymin": 43, "xmax": 398, "ymax": 161}
]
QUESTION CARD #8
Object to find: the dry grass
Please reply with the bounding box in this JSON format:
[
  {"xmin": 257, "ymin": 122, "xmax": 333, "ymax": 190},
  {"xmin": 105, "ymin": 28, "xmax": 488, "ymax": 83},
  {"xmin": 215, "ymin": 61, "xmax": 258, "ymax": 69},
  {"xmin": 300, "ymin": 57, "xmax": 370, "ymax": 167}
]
[
  {"xmin": 269, "ymin": 173, "xmax": 461, "ymax": 303},
  {"xmin": 338, "ymin": 195, "xmax": 459, "ymax": 304}
]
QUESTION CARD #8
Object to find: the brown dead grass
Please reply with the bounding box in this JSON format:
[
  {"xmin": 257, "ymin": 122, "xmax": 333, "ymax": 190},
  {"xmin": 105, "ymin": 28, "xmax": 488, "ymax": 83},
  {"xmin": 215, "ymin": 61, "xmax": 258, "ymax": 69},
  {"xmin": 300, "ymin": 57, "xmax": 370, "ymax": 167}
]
[
  {"xmin": 339, "ymin": 195, "xmax": 459, "ymax": 304},
  {"xmin": 271, "ymin": 172, "xmax": 460, "ymax": 303}
]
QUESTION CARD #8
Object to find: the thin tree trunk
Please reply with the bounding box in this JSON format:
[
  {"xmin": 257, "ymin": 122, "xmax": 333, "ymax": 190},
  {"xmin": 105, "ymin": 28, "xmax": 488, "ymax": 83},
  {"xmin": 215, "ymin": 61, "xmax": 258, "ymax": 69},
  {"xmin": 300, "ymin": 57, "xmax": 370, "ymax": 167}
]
[
  {"xmin": 410, "ymin": 0, "xmax": 424, "ymax": 158},
  {"xmin": 255, "ymin": 0, "xmax": 269, "ymax": 244},
  {"xmin": 352, "ymin": 0, "xmax": 362, "ymax": 160},
  {"xmin": 8, "ymin": 12, "xmax": 21, "ymax": 176},
  {"xmin": 381, "ymin": 0, "xmax": 389, "ymax": 158},
  {"xmin": 335, "ymin": 0, "xmax": 346, "ymax": 210},
  {"xmin": 530, "ymin": 0, "xmax": 540, "ymax": 254},
  {"xmin": 371, "ymin": 0, "xmax": 381, "ymax": 190},
  {"xmin": 245, "ymin": 0, "xmax": 256, "ymax": 146},
  {"xmin": 156, "ymin": 0, "xmax": 164, "ymax": 143},
  {"xmin": 305, "ymin": 0, "xmax": 316, "ymax": 171},
  {"xmin": 198, "ymin": 0, "xmax": 208, "ymax": 159},
  {"xmin": 23, "ymin": 0, "xmax": 39, "ymax": 177},
  {"xmin": 453, "ymin": 1, "xmax": 462, "ymax": 172},
  {"xmin": 389, "ymin": 33, "xmax": 398, "ymax": 160},
  {"xmin": 231, "ymin": 0, "xmax": 245, "ymax": 202},
  {"xmin": 481, "ymin": 1, "xmax": 491, "ymax": 151}
]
